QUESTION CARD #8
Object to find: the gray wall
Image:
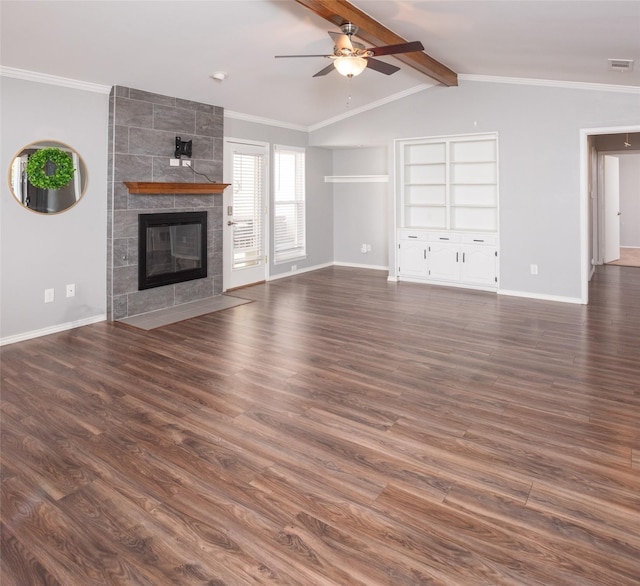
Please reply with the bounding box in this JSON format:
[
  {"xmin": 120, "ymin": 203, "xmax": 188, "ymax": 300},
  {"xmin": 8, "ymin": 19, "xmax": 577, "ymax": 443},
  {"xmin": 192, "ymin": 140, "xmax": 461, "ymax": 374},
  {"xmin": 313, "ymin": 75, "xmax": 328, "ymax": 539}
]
[
  {"xmin": 225, "ymin": 117, "xmax": 334, "ymax": 277},
  {"xmin": 618, "ymin": 153, "xmax": 640, "ymax": 247},
  {"xmin": 108, "ymin": 86, "xmax": 224, "ymax": 320},
  {"xmin": 310, "ymin": 80, "xmax": 640, "ymax": 300},
  {"xmin": 0, "ymin": 77, "xmax": 108, "ymax": 341},
  {"xmin": 3, "ymin": 75, "xmax": 637, "ymax": 341},
  {"xmin": 305, "ymin": 146, "xmax": 334, "ymax": 271},
  {"xmin": 332, "ymin": 147, "xmax": 388, "ymax": 268}
]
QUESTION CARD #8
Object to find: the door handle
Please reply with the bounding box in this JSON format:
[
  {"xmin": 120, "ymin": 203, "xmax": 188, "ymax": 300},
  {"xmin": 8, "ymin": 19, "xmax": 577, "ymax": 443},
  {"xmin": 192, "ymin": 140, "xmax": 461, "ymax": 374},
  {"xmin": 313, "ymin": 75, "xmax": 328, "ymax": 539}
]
[
  {"xmin": 617, "ymin": 212, "xmax": 622, "ymax": 216},
  {"xmin": 227, "ymin": 220, "xmax": 238, "ymax": 226}
]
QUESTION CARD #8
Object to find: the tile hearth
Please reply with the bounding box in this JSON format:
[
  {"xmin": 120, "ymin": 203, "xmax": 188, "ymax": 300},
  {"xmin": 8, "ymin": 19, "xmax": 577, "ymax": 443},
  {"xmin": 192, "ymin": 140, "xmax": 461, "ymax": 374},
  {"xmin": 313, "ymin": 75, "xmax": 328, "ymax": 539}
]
[{"xmin": 118, "ymin": 295, "xmax": 251, "ymax": 330}]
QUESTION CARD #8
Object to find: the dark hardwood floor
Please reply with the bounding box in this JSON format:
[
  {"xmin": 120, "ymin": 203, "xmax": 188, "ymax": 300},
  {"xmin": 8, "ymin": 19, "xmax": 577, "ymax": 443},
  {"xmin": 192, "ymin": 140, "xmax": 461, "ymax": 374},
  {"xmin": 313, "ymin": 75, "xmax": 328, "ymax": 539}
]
[{"xmin": 2, "ymin": 265, "xmax": 639, "ymax": 585}]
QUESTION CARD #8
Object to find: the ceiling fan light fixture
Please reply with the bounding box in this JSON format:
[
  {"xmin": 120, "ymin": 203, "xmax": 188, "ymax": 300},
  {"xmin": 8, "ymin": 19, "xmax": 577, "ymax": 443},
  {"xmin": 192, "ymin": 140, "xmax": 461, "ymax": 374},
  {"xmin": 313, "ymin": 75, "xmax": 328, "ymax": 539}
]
[{"xmin": 334, "ymin": 56, "xmax": 367, "ymax": 77}]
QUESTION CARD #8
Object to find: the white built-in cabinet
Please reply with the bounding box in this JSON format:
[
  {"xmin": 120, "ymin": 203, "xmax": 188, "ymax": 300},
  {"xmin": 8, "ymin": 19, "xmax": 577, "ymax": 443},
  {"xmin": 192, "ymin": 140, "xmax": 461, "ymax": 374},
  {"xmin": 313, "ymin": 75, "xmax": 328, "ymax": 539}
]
[{"xmin": 395, "ymin": 133, "xmax": 499, "ymax": 290}]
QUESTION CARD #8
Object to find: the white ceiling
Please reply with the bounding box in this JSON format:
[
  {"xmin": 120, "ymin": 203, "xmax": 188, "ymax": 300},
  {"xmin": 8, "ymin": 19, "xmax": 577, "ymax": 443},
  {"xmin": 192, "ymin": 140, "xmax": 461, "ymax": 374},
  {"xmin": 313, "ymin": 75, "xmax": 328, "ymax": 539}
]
[{"xmin": 1, "ymin": 1, "xmax": 639, "ymax": 129}]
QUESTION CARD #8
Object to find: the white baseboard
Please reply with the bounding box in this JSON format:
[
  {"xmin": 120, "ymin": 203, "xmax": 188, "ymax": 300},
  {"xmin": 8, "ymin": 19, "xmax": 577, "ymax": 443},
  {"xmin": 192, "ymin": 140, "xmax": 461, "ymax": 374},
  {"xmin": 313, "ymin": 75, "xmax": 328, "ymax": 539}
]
[
  {"xmin": 268, "ymin": 261, "xmax": 334, "ymax": 281},
  {"xmin": 333, "ymin": 261, "xmax": 389, "ymax": 271},
  {"xmin": 498, "ymin": 289, "xmax": 584, "ymax": 304},
  {"xmin": 269, "ymin": 261, "xmax": 388, "ymax": 281},
  {"xmin": 396, "ymin": 275, "xmax": 497, "ymax": 292},
  {"xmin": 0, "ymin": 314, "xmax": 106, "ymax": 346}
]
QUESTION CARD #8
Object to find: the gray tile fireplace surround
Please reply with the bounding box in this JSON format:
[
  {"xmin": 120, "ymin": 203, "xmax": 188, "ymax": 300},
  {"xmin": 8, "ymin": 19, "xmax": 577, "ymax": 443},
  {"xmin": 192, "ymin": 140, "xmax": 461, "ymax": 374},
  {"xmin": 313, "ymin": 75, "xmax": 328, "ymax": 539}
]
[{"xmin": 107, "ymin": 86, "xmax": 224, "ymax": 321}]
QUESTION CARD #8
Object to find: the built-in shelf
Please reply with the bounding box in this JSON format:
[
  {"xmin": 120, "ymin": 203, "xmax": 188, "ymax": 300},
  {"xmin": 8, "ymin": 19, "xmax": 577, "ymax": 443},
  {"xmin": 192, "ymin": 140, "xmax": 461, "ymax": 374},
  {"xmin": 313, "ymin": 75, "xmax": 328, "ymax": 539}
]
[{"xmin": 124, "ymin": 182, "xmax": 230, "ymax": 195}]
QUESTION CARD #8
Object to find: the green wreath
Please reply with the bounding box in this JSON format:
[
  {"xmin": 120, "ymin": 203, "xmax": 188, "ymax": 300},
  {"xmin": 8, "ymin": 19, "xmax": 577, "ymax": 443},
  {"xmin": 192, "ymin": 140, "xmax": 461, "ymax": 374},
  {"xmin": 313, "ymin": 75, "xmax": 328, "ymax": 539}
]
[{"xmin": 26, "ymin": 147, "xmax": 75, "ymax": 190}]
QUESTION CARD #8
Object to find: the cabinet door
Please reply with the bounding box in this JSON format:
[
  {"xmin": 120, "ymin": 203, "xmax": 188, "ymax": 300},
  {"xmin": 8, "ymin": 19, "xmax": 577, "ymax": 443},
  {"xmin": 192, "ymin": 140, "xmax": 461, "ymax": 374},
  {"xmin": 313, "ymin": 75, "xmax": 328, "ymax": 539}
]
[
  {"xmin": 460, "ymin": 245, "xmax": 497, "ymax": 286},
  {"xmin": 398, "ymin": 240, "xmax": 427, "ymax": 277},
  {"xmin": 428, "ymin": 243, "xmax": 461, "ymax": 281}
]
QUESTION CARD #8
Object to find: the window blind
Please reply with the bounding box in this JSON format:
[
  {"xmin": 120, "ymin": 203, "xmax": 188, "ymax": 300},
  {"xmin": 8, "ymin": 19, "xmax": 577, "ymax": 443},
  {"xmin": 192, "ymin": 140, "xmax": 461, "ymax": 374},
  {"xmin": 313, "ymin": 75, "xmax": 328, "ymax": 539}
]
[
  {"xmin": 232, "ymin": 150, "xmax": 264, "ymax": 269},
  {"xmin": 274, "ymin": 145, "xmax": 305, "ymax": 263}
]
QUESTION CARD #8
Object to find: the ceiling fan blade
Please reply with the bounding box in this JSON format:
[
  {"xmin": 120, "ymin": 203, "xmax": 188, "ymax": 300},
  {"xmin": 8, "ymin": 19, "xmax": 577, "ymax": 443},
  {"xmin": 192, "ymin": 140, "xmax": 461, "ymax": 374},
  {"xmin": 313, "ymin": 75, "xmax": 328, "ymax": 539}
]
[
  {"xmin": 313, "ymin": 63, "xmax": 336, "ymax": 77},
  {"xmin": 275, "ymin": 54, "xmax": 332, "ymax": 58},
  {"xmin": 328, "ymin": 31, "xmax": 353, "ymax": 52},
  {"xmin": 369, "ymin": 41, "xmax": 424, "ymax": 57},
  {"xmin": 365, "ymin": 57, "xmax": 400, "ymax": 76}
]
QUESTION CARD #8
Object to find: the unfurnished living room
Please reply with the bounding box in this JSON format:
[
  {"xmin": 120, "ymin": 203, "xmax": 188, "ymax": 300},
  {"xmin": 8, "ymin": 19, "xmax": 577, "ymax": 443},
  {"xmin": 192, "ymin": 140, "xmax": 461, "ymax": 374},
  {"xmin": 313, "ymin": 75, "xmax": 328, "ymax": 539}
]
[{"xmin": 1, "ymin": 1, "xmax": 639, "ymax": 585}]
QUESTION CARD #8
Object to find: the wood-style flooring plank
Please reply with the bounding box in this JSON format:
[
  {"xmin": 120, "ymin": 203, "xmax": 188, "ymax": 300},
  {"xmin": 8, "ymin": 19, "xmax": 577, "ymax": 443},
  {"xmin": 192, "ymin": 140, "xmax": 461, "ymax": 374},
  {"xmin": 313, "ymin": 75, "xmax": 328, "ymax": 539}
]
[{"xmin": 2, "ymin": 264, "xmax": 639, "ymax": 584}]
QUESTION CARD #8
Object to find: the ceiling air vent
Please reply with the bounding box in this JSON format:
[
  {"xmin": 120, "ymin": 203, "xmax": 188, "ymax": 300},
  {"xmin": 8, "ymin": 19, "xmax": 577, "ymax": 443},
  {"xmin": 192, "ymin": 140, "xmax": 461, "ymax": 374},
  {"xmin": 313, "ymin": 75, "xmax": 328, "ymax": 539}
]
[{"xmin": 608, "ymin": 59, "xmax": 634, "ymax": 72}]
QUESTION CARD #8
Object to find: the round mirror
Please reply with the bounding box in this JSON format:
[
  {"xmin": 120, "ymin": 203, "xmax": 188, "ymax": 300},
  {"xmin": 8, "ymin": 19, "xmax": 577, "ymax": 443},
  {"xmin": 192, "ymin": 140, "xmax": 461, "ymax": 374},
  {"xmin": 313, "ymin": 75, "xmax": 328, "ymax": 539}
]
[{"xmin": 7, "ymin": 140, "xmax": 88, "ymax": 214}]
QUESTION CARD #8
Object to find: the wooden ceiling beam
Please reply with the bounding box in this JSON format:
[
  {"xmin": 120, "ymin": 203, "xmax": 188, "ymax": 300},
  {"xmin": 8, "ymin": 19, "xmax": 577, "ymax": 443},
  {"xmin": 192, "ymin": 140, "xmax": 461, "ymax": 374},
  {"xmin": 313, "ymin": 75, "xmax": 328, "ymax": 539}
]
[{"xmin": 293, "ymin": 0, "xmax": 458, "ymax": 86}]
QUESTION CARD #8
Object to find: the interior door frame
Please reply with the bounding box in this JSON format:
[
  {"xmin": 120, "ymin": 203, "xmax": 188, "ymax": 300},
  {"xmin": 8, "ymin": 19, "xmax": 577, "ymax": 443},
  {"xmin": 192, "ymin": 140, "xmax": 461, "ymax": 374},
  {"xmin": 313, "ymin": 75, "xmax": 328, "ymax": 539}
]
[
  {"xmin": 222, "ymin": 137, "xmax": 270, "ymax": 291},
  {"xmin": 579, "ymin": 124, "xmax": 640, "ymax": 304}
]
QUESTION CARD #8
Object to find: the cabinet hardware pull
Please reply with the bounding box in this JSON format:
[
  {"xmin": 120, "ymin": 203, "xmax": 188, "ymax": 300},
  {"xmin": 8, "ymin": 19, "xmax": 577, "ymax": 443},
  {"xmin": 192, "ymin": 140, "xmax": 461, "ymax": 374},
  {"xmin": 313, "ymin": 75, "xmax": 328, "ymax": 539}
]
[
  {"xmin": 473, "ymin": 239, "xmax": 483, "ymax": 242},
  {"xmin": 440, "ymin": 237, "xmax": 449, "ymax": 240},
  {"xmin": 456, "ymin": 252, "xmax": 459, "ymax": 262},
  {"xmin": 463, "ymin": 252, "xmax": 466, "ymax": 262},
  {"xmin": 424, "ymin": 250, "xmax": 426, "ymax": 259},
  {"xmin": 408, "ymin": 235, "xmax": 417, "ymax": 239}
]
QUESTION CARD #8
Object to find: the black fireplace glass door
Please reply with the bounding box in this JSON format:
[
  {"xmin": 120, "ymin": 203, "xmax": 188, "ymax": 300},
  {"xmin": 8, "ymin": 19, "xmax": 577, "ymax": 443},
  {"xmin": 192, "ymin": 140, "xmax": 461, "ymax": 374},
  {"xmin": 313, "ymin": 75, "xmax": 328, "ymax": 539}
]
[{"xmin": 139, "ymin": 212, "xmax": 207, "ymax": 290}]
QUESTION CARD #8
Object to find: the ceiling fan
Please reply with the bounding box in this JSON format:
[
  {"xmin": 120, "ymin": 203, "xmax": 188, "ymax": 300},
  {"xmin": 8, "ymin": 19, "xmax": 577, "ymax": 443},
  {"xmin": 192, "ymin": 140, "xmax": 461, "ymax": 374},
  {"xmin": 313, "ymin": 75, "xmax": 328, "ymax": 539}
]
[{"xmin": 275, "ymin": 23, "xmax": 424, "ymax": 78}]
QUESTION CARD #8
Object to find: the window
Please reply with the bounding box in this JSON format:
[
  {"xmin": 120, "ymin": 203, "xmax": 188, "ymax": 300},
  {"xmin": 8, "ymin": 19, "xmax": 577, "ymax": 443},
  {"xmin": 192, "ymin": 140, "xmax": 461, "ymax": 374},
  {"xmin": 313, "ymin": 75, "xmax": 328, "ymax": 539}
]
[
  {"xmin": 232, "ymin": 148, "xmax": 265, "ymax": 269},
  {"xmin": 274, "ymin": 145, "xmax": 305, "ymax": 263}
]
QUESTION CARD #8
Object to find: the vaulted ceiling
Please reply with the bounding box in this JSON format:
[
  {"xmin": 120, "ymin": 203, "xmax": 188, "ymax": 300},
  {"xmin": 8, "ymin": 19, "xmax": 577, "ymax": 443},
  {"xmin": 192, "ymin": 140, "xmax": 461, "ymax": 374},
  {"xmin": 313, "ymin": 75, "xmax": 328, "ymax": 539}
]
[{"xmin": 1, "ymin": 1, "xmax": 638, "ymax": 128}]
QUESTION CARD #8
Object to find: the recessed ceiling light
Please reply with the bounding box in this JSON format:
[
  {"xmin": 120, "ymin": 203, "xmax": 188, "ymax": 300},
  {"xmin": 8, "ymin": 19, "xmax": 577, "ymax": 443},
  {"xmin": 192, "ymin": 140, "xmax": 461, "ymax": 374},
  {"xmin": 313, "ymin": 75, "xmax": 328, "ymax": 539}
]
[
  {"xmin": 210, "ymin": 72, "xmax": 228, "ymax": 81},
  {"xmin": 608, "ymin": 59, "xmax": 634, "ymax": 72}
]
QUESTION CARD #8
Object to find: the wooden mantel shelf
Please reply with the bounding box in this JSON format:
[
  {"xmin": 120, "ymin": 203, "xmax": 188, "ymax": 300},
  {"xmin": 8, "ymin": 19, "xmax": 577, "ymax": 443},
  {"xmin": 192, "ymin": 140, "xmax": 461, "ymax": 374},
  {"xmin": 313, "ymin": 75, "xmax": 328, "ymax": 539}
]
[{"xmin": 124, "ymin": 182, "xmax": 230, "ymax": 195}]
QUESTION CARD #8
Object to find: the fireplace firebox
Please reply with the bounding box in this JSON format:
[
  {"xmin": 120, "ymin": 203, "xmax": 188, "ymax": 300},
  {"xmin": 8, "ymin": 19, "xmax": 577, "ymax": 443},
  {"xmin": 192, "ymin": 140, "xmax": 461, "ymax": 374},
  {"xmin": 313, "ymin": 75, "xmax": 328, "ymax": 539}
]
[{"xmin": 138, "ymin": 211, "xmax": 207, "ymax": 290}]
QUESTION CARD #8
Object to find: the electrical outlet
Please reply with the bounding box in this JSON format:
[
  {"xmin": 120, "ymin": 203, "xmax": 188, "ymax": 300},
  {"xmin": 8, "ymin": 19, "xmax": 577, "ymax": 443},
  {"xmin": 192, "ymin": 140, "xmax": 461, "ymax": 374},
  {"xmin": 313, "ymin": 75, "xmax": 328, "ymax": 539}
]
[
  {"xmin": 66, "ymin": 283, "xmax": 75, "ymax": 298},
  {"xmin": 366, "ymin": 244, "xmax": 372, "ymax": 252},
  {"xmin": 169, "ymin": 158, "xmax": 180, "ymax": 167},
  {"xmin": 44, "ymin": 288, "xmax": 54, "ymax": 303},
  {"xmin": 182, "ymin": 160, "xmax": 192, "ymax": 167},
  {"xmin": 291, "ymin": 264, "xmax": 297, "ymax": 272},
  {"xmin": 530, "ymin": 264, "xmax": 538, "ymax": 275}
]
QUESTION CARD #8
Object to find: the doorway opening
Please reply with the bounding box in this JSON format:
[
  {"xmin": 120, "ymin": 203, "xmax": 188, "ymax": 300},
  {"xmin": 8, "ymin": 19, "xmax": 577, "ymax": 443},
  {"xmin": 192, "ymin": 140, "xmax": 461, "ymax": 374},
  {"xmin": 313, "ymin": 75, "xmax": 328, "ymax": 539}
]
[{"xmin": 580, "ymin": 126, "xmax": 640, "ymax": 302}]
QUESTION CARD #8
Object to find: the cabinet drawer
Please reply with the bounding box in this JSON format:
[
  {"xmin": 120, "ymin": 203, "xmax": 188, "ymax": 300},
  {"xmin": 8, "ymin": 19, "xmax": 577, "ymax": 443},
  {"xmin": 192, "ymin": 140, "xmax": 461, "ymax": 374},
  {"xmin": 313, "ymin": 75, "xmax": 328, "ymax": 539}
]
[
  {"xmin": 427, "ymin": 232, "xmax": 461, "ymax": 243},
  {"xmin": 398, "ymin": 229, "xmax": 428, "ymax": 241},
  {"xmin": 460, "ymin": 233, "xmax": 498, "ymax": 245}
]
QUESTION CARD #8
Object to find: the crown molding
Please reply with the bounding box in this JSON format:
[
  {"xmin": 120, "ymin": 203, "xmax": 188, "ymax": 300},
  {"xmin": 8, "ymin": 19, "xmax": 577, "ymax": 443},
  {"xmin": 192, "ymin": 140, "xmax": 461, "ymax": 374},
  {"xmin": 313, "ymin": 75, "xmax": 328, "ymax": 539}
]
[
  {"xmin": 459, "ymin": 73, "xmax": 640, "ymax": 94},
  {"xmin": 309, "ymin": 83, "xmax": 435, "ymax": 132},
  {"xmin": 0, "ymin": 66, "xmax": 111, "ymax": 94},
  {"xmin": 224, "ymin": 110, "xmax": 308, "ymax": 133}
]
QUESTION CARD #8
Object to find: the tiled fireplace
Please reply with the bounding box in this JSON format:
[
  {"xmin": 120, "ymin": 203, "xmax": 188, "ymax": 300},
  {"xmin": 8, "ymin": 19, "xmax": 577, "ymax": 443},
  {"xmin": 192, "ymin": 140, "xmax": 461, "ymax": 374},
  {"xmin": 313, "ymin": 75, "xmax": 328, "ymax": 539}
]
[{"xmin": 107, "ymin": 86, "xmax": 224, "ymax": 321}]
